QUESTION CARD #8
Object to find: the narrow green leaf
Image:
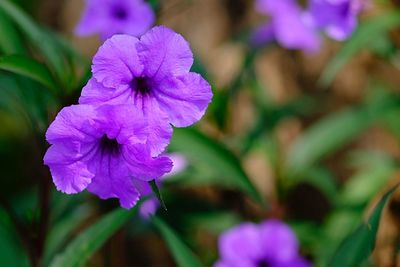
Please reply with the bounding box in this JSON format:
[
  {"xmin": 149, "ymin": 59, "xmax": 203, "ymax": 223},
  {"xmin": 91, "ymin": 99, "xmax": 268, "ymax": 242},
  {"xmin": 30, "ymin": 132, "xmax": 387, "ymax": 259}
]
[
  {"xmin": 0, "ymin": 209, "xmax": 30, "ymax": 267},
  {"xmin": 285, "ymin": 90, "xmax": 398, "ymax": 179},
  {"xmin": 285, "ymin": 108, "xmax": 370, "ymax": 179},
  {"xmin": 49, "ymin": 207, "xmax": 139, "ymax": 267},
  {"xmin": 339, "ymin": 153, "xmax": 396, "ymax": 206},
  {"xmin": 149, "ymin": 180, "xmax": 167, "ymax": 211},
  {"xmin": 169, "ymin": 128, "xmax": 265, "ymax": 205},
  {"xmin": 0, "ymin": 0, "xmax": 68, "ymax": 85},
  {"xmin": 43, "ymin": 205, "xmax": 91, "ymax": 266},
  {"xmin": 0, "ymin": 9, "xmax": 26, "ymax": 54},
  {"xmin": 328, "ymin": 185, "xmax": 399, "ymax": 267},
  {"xmin": 152, "ymin": 216, "xmax": 203, "ymax": 267},
  {"xmin": 0, "ymin": 55, "xmax": 58, "ymax": 92},
  {"xmin": 185, "ymin": 211, "xmax": 241, "ymax": 234},
  {"xmin": 321, "ymin": 11, "xmax": 400, "ymax": 86}
]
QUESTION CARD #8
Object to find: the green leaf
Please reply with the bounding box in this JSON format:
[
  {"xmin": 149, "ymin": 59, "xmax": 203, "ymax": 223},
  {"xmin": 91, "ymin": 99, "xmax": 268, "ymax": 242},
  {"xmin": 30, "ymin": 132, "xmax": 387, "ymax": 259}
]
[
  {"xmin": 0, "ymin": 55, "xmax": 58, "ymax": 92},
  {"xmin": 149, "ymin": 180, "xmax": 167, "ymax": 210},
  {"xmin": 0, "ymin": 0, "xmax": 68, "ymax": 86},
  {"xmin": 285, "ymin": 90, "xmax": 398, "ymax": 179},
  {"xmin": 339, "ymin": 152, "xmax": 396, "ymax": 206},
  {"xmin": 285, "ymin": 108, "xmax": 370, "ymax": 179},
  {"xmin": 184, "ymin": 211, "xmax": 241, "ymax": 234},
  {"xmin": 48, "ymin": 207, "xmax": 139, "ymax": 267},
  {"xmin": 43, "ymin": 205, "xmax": 91, "ymax": 266},
  {"xmin": 169, "ymin": 128, "xmax": 264, "ymax": 205},
  {"xmin": 328, "ymin": 185, "xmax": 399, "ymax": 267},
  {"xmin": 152, "ymin": 216, "xmax": 203, "ymax": 267},
  {"xmin": 0, "ymin": 209, "xmax": 30, "ymax": 267},
  {"xmin": 0, "ymin": 9, "xmax": 26, "ymax": 55},
  {"xmin": 321, "ymin": 11, "xmax": 400, "ymax": 86}
]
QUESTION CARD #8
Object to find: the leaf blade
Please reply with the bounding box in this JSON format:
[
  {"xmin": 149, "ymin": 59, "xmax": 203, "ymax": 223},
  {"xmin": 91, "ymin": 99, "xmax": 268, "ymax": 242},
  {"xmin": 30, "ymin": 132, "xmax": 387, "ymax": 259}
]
[
  {"xmin": 328, "ymin": 185, "xmax": 399, "ymax": 267},
  {"xmin": 0, "ymin": 9, "xmax": 26, "ymax": 55},
  {"xmin": 152, "ymin": 216, "xmax": 204, "ymax": 267},
  {"xmin": 169, "ymin": 128, "xmax": 265, "ymax": 205},
  {"xmin": 0, "ymin": 0, "xmax": 68, "ymax": 86},
  {"xmin": 49, "ymin": 207, "xmax": 138, "ymax": 267},
  {"xmin": 0, "ymin": 55, "xmax": 58, "ymax": 92}
]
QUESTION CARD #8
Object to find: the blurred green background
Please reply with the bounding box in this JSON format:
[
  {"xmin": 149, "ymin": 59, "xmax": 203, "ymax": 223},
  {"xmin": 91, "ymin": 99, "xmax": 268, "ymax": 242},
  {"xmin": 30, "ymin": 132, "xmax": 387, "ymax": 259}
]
[{"xmin": 1, "ymin": 0, "xmax": 400, "ymax": 266}]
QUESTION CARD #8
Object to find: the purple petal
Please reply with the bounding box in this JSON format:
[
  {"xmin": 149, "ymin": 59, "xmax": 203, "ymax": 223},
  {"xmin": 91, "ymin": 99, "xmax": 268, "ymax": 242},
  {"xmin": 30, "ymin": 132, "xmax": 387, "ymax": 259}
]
[
  {"xmin": 45, "ymin": 105, "xmax": 99, "ymax": 143},
  {"xmin": 75, "ymin": 0, "xmax": 154, "ymax": 40},
  {"xmin": 260, "ymin": 220, "xmax": 299, "ymax": 263},
  {"xmin": 256, "ymin": 0, "xmax": 298, "ymax": 14},
  {"xmin": 79, "ymin": 78, "xmax": 131, "ymax": 106},
  {"xmin": 137, "ymin": 26, "xmax": 194, "ymax": 82},
  {"xmin": 272, "ymin": 7, "xmax": 320, "ymax": 51},
  {"xmin": 45, "ymin": 162, "xmax": 93, "ymax": 194},
  {"xmin": 121, "ymin": 0, "xmax": 155, "ymax": 37},
  {"xmin": 44, "ymin": 144, "xmax": 95, "ymax": 194},
  {"xmin": 80, "ymin": 79, "xmax": 172, "ymax": 157},
  {"xmin": 94, "ymin": 104, "xmax": 148, "ymax": 145},
  {"xmin": 92, "ymin": 34, "xmax": 143, "ymax": 89},
  {"xmin": 308, "ymin": 0, "xmax": 361, "ymax": 41},
  {"xmin": 275, "ymin": 258, "xmax": 312, "ymax": 267},
  {"xmin": 122, "ymin": 145, "xmax": 173, "ymax": 181},
  {"xmin": 44, "ymin": 105, "xmax": 101, "ymax": 193},
  {"xmin": 250, "ymin": 23, "xmax": 275, "ymax": 47},
  {"xmin": 75, "ymin": 0, "xmax": 107, "ymax": 36},
  {"xmin": 154, "ymin": 72, "xmax": 213, "ymax": 127},
  {"xmin": 144, "ymin": 99, "xmax": 173, "ymax": 156},
  {"xmin": 86, "ymin": 152, "xmax": 140, "ymax": 209},
  {"xmin": 139, "ymin": 197, "xmax": 159, "ymax": 219},
  {"xmin": 163, "ymin": 153, "xmax": 187, "ymax": 178},
  {"xmin": 213, "ymin": 261, "xmax": 255, "ymax": 267},
  {"xmin": 218, "ymin": 223, "xmax": 263, "ymax": 265},
  {"xmin": 255, "ymin": 0, "xmax": 321, "ymax": 52}
]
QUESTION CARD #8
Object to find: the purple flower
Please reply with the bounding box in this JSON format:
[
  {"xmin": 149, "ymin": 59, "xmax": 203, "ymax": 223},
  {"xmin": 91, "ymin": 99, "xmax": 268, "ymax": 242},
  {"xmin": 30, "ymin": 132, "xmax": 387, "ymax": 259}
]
[
  {"xmin": 214, "ymin": 220, "xmax": 311, "ymax": 267},
  {"xmin": 75, "ymin": 0, "xmax": 155, "ymax": 40},
  {"xmin": 308, "ymin": 0, "xmax": 363, "ymax": 40},
  {"xmin": 139, "ymin": 153, "xmax": 187, "ymax": 218},
  {"xmin": 163, "ymin": 153, "xmax": 188, "ymax": 178},
  {"xmin": 253, "ymin": 0, "xmax": 320, "ymax": 52},
  {"xmin": 44, "ymin": 104, "xmax": 172, "ymax": 209},
  {"xmin": 139, "ymin": 197, "xmax": 159, "ymax": 219},
  {"xmin": 79, "ymin": 26, "xmax": 213, "ymax": 156}
]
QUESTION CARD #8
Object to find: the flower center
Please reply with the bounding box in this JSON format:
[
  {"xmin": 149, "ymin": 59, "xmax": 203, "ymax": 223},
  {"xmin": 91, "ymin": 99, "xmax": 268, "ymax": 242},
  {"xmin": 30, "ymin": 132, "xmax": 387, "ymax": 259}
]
[
  {"xmin": 99, "ymin": 135, "xmax": 120, "ymax": 155},
  {"xmin": 338, "ymin": 2, "xmax": 350, "ymax": 16},
  {"xmin": 132, "ymin": 77, "xmax": 151, "ymax": 95},
  {"xmin": 112, "ymin": 6, "xmax": 128, "ymax": 20},
  {"xmin": 257, "ymin": 260, "xmax": 270, "ymax": 267}
]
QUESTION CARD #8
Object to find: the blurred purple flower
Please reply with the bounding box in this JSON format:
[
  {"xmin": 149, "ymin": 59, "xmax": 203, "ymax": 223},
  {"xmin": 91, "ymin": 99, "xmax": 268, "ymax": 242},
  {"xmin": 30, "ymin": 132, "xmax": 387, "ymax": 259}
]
[
  {"xmin": 214, "ymin": 220, "xmax": 311, "ymax": 267},
  {"xmin": 79, "ymin": 26, "xmax": 213, "ymax": 156},
  {"xmin": 253, "ymin": 0, "xmax": 320, "ymax": 52},
  {"xmin": 139, "ymin": 153, "xmax": 187, "ymax": 218},
  {"xmin": 308, "ymin": 0, "xmax": 363, "ymax": 40},
  {"xmin": 44, "ymin": 104, "xmax": 172, "ymax": 209},
  {"xmin": 139, "ymin": 198, "xmax": 159, "ymax": 219},
  {"xmin": 75, "ymin": 0, "xmax": 155, "ymax": 40},
  {"xmin": 164, "ymin": 153, "xmax": 188, "ymax": 178}
]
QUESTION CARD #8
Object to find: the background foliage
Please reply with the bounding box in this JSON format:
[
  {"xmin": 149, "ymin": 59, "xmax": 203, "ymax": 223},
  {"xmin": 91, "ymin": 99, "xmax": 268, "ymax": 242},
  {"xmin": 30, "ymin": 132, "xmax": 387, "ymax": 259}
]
[{"xmin": 1, "ymin": 0, "xmax": 400, "ymax": 266}]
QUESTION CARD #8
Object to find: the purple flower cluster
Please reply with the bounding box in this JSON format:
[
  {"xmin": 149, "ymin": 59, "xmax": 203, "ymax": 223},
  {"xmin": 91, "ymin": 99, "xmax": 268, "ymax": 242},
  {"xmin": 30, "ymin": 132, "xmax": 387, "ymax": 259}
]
[
  {"xmin": 253, "ymin": 0, "xmax": 364, "ymax": 51},
  {"xmin": 214, "ymin": 220, "xmax": 311, "ymax": 267},
  {"xmin": 75, "ymin": 0, "xmax": 155, "ymax": 40},
  {"xmin": 44, "ymin": 26, "xmax": 212, "ymax": 209}
]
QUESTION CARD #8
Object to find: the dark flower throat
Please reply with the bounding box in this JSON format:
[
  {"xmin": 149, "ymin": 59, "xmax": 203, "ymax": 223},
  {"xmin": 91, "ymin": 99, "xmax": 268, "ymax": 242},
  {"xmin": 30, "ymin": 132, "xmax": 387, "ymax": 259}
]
[
  {"xmin": 132, "ymin": 77, "xmax": 151, "ymax": 95},
  {"xmin": 257, "ymin": 260, "xmax": 270, "ymax": 267},
  {"xmin": 112, "ymin": 6, "xmax": 128, "ymax": 20},
  {"xmin": 99, "ymin": 135, "xmax": 120, "ymax": 155}
]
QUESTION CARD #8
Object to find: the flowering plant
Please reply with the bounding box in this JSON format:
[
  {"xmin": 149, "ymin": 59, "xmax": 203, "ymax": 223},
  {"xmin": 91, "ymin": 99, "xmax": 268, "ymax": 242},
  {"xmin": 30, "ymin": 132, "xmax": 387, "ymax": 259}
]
[{"xmin": 0, "ymin": 1, "xmax": 399, "ymax": 267}]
